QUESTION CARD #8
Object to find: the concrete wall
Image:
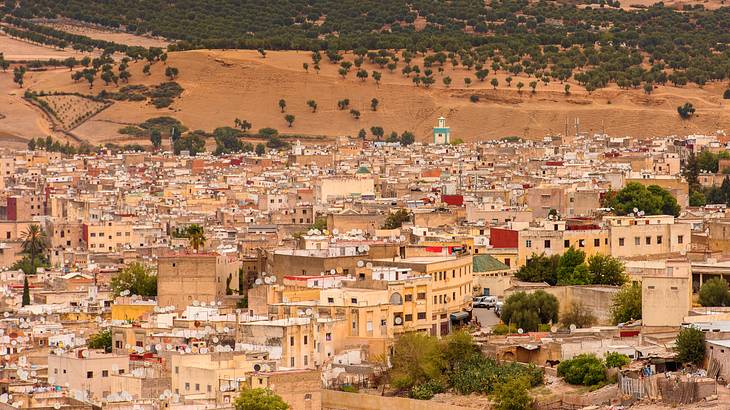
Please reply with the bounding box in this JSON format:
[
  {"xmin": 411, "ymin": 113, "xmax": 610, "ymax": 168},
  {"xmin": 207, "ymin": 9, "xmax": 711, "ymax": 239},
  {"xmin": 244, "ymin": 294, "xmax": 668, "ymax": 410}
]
[
  {"xmin": 642, "ymin": 276, "xmax": 691, "ymax": 327},
  {"xmin": 507, "ymin": 285, "xmax": 618, "ymax": 325},
  {"xmin": 321, "ymin": 390, "xmax": 480, "ymax": 410}
]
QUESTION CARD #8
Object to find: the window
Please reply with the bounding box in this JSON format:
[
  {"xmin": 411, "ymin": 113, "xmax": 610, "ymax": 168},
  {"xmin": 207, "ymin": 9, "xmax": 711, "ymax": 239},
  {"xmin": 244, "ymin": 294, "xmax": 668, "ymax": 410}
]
[
  {"xmin": 645, "ymin": 236, "xmax": 651, "ymax": 245},
  {"xmin": 678, "ymin": 235, "xmax": 684, "ymax": 244},
  {"xmin": 290, "ymin": 337, "xmax": 294, "ymax": 346},
  {"xmin": 417, "ymin": 292, "xmax": 426, "ymax": 300},
  {"xmin": 290, "ymin": 357, "xmax": 295, "ymax": 367},
  {"xmin": 116, "ymin": 341, "xmax": 123, "ymax": 349},
  {"xmin": 303, "ymin": 336, "xmax": 308, "ymax": 345},
  {"xmin": 102, "ymin": 370, "xmax": 109, "ymax": 378},
  {"xmin": 195, "ymin": 384, "xmax": 200, "ymax": 392},
  {"xmin": 634, "ymin": 237, "xmax": 640, "ymax": 246},
  {"xmin": 417, "ymin": 312, "xmax": 426, "ymax": 320},
  {"xmin": 327, "ymin": 297, "xmax": 334, "ymax": 303},
  {"xmin": 185, "ymin": 383, "xmax": 190, "ymax": 391},
  {"xmin": 405, "ymin": 314, "xmax": 413, "ymax": 322},
  {"xmin": 87, "ymin": 371, "xmax": 93, "ymax": 379},
  {"xmin": 326, "ymin": 333, "xmax": 332, "ymax": 341},
  {"xmin": 304, "ymin": 355, "xmax": 308, "ymax": 366},
  {"xmin": 207, "ymin": 385, "xmax": 212, "ymax": 393},
  {"xmin": 657, "ymin": 235, "xmax": 663, "ymax": 244},
  {"xmin": 351, "ymin": 298, "xmax": 357, "ymax": 304},
  {"xmin": 594, "ymin": 238, "xmax": 600, "ymax": 247},
  {"xmin": 564, "ymin": 240, "xmax": 570, "ymax": 248},
  {"xmin": 404, "ymin": 294, "xmax": 413, "ymax": 302},
  {"xmin": 305, "ymin": 393, "xmax": 312, "ymax": 400},
  {"xmin": 619, "ymin": 237, "xmax": 625, "ymax": 246},
  {"xmin": 525, "ymin": 240, "xmax": 532, "ymax": 248},
  {"xmin": 175, "ymin": 366, "xmax": 179, "ymax": 374},
  {"xmin": 544, "ymin": 240, "xmax": 551, "ymax": 248},
  {"xmin": 504, "ymin": 258, "xmax": 511, "ymax": 267}
]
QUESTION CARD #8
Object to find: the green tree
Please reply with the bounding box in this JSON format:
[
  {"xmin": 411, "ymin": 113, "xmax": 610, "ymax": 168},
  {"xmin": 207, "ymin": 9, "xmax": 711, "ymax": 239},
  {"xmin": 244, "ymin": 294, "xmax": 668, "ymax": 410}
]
[
  {"xmin": 370, "ymin": 126, "xmax": 384, "ymax": 140},
  {"xmin": 255, "ymin": 143, "xmax": 265, "ymax": 156},
  {"xmin": 698, "ymin": 278, "xmax": 730, "ymax": 307},
  {"xmin": 587, "ymin": 254, "xmax": 627, "ymax": 285},
  {"xmin": 278, "ymin": 99, "xmax": 286, "ymax": 113},
  {"xmin": 515, "ymin": 253, "xmax": 560, "ymax": 285},
  {"xmin": 284, "ymin": 114, "xmax": 295, "ymax": 127},
  {"xmin": 306, "ymin": 100, "xmax": 317, "ymax": 112},
  {"xmin": 677, "ymin": 102, "xmax": 695, "ymax": 119},
  {"xmin": 27, "ymin": 139, "xmax": 36, "ymax": 151},
  {"xmin": 371, "ymin": 98, "xmax": 379, "ymax": 111},
  {"xmin": 516, "ymin": 82, "xmax": 525, "ymax": 93},
  {"xmin": 606, "ymin": 182, "xmax": 680, "ymax": 216},
  {"xmin": 675, "ymin": 327, "xmax": 706, "ymax": 365},
  {"xmin": 442, "ymin": 76, "xmax": 452, "ymax": 87},
  {"xmin": 13, "ymin": 66, "xmax": 27, "ymax": 88},
  {"xmin": 110, "ymin": 262, "xmax": 157, "ymax": 297},
  {"xmin": 610, "ymin": 283, "xmax": 642, "ymax": 324},
  {"xmin": 492, "ymin": 377, "xmax": 532, "ymax": 410},
  {"xmin": 390, "ymin": 332, "xmax": 445, "ymax": 389},
  {"xmin": 234, "ymin": 388, "xmax": 288, "ymax": 410},
  {"xmin": 88, "ymin": 328, "xmax": 112, "ymax": 352},
  {"xmin": 311, "ymin": 216, "xmax": 327, "ymax": 231},
  {"xmin": 490, "ymin": 77, "xmax": 499, "ymax": 89},
  {"xmin": 187, "ymin": 224, "xmax": 206, "ymax": 251},
  {"xmin": 400, "ymin": 131, "xmax": 415, "ymax": 146},
  {"xmin": 557, "ymin": 354, "xmax": 607, "ymax": 386},
  {"xmin": 501, "ymin": 291, "xmax": 559, "ymax": 332},
  {"xmin": 165, "ymin": 66, "xmax": 179, "ymax": 80},
  {"xmin": 22, "ymin": 276, "xmax": 30, "ymax": 307},
  {"xmin": 21, "ymin": 225, "xmax": 47, "ymax": 275},
  {"xmin": 173, "ymin": 133, "xmax": 205, "ymax": 156},
  {"xmin": 560, "ymin": 302, "xmax": 597, "ymax": 328},
  {"xmin": 382, "ymin": 209, "xmax": 410, "ymax": 229},
  {"xmin": 556, "ymin": 248, "xmax": 588, "ymax": 285},
  {"xmin": 605, "ymin": 352, "xmax": 630, "ymax": 368},
  {"xmin": 150, "ymin": 129, "xmax": 162, "ymax": 149}
]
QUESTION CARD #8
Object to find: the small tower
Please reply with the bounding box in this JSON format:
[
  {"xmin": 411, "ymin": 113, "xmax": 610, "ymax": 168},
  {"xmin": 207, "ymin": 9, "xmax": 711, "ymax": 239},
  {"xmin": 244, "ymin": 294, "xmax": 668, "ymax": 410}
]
[{"xmin": 433, "ymin": 116, "xmax": 451, "ymax": 144}]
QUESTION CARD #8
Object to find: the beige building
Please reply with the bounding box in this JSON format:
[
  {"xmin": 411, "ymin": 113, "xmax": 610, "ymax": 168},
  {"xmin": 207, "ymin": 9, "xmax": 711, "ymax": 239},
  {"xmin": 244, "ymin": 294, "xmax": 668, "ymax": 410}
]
[
  {"xmin": 157, "ymin": 253, "xmax": 241, "ymax": 311},
  {"xmin": 605, "ymin": 215, "xmax": 691, "ymax": 259},
  {"xmin": 48, "ymin": 349, "xmax": 129, "ymax": 403},
  {"xmin": 642, "ymin": 275, "xmax": 692, "ymax": 327}
]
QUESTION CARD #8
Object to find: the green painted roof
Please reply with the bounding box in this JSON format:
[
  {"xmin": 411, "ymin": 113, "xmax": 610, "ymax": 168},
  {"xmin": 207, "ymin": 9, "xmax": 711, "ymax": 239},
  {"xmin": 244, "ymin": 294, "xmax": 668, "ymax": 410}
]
[
  {"xmin": 473, "ymin": 255, "xmax": 510, "ymax": 272},
  {"xmin": 356, "ymin": 166, "xmax": 370, "ymax": 174}
]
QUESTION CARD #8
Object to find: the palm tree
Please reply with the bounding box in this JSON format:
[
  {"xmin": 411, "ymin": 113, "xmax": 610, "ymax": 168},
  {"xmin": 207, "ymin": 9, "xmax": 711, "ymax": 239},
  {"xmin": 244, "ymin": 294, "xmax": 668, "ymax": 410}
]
[
  {"xmin": 21, "ymin": 225, "xmax": 46, "ymax": 274},
  {"xmin": 187, "ymin": 224, "xmax": 206, "ymax": 252}
]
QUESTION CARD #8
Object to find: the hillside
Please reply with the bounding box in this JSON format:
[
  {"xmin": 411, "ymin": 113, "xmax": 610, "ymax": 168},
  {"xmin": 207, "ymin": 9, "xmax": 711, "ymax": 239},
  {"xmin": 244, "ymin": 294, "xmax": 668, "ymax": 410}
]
[{"xmin": 2, "ymin": 49, "xmax": 726, "ymax": 147}]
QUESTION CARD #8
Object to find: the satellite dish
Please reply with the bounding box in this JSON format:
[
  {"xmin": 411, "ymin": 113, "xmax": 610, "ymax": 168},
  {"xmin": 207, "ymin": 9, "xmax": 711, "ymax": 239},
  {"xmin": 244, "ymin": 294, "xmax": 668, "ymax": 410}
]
[
  {"xmin": 517, "ymin": 328, "xmax": 524, "ymax": 334},
  {"xmin": 332, "ymin": 229, "xmax": 339, "ymax": 235},
  {"xmin": 632, "ymin": 207, "xmax": 639, "ymax": 213},
  {"xmin": 394, "ymin": 317, "xmax": 403, "ymax": 325},
  {"xmin": 330, "ymin": 269, "xmax": 336, "ymax": 275},
  {"xmin": 357, "ymin": 261, "xmax": 364, "ymax": 267},
  {"xmin": 192, "ymin": 300, "xmax": 200, "ymax": 307},
  {"xmin": 305, "ymin": 308, "xmax": 312, "ymax": 315},
  {"xmin": 270, "ymin": 276, "xmax": 277, "ymax": 283},
  {"xmin": 212, "ymin": 337, "xmax": 219, "ymax": 343},
  {"xmin": 550, "ymin": 325, "xmax": 558, "ymax": 333},
  {"xmin": 569, "ymin": 324, "xmax": 577, "ymax": 331},
  {"xmin": 200, "ymin": 301, "xmax": 207, "ymax": 307}
]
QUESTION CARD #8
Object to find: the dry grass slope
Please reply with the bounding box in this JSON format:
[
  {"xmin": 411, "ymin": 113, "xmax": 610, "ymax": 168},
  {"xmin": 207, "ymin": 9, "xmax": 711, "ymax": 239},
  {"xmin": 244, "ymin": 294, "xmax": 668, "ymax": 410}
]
[{"xmin": 2, "ymin": 45, "xmax": 730, "ymax": 147}]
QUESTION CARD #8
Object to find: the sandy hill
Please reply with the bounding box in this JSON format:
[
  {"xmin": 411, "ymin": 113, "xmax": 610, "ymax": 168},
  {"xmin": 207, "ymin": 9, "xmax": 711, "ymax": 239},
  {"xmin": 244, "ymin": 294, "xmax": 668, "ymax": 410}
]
[{"xmin": 2, "ymin": 49, "xmax": 730, "ymax": 147}]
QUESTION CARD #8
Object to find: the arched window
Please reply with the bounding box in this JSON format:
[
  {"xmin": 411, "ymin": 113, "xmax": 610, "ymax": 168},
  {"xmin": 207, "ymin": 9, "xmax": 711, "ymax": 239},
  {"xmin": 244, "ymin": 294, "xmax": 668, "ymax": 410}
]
[{"xmin": 389, "ymin": 292, "xmax": 403, "ymax": 305}]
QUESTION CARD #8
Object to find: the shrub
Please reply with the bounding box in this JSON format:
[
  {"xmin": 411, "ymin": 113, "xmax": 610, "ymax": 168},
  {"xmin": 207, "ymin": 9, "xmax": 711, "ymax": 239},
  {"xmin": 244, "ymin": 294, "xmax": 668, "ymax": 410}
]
[
  {"xmin": 724, "ymin": 89, "xmax": 730, "ymax": 99},
  {"xmin": 470, "ymin": 94, "xmax": 480, "ymax": 102},
  {"xmin": 675, "ymin": 327, "xmax": 706, "ymax": 365},
  {"xmin": 605, "ymin": 352, "xmax": 630, "ymax": 368},
  {"xmin": 492, "ymin": 377, "xmax": 532, "ymax": 410},
  {"xmin": 410, "ymin": 380, "xmax": 445, "ymax": 400},
  {"xmin": 339, "ymin": 384, "xmax": 358, "ymax": 393},
  {"xmin": 557, "ymin": 354, "xmax": 607, "ymax": 386},
  {"xmin": 491, "ymin": 323, "xmax": 517, "ymax": 335}
]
